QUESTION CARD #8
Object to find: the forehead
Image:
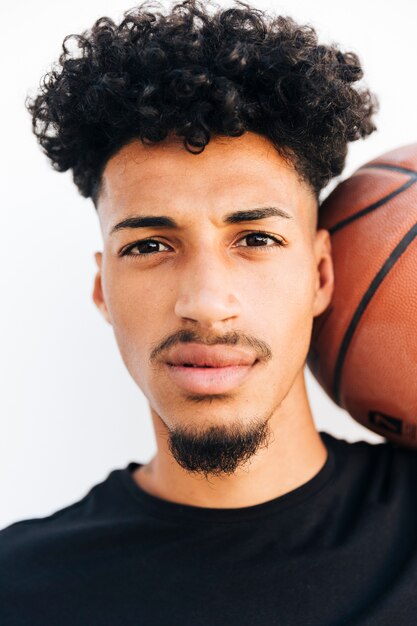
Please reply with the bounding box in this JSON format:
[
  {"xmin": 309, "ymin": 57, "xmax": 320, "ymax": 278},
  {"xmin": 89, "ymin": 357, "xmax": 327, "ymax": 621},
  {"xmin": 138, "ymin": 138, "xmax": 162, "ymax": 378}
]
[{"xmin": 97, "ymin": 131, "xmax": 315, "ymax": 233}]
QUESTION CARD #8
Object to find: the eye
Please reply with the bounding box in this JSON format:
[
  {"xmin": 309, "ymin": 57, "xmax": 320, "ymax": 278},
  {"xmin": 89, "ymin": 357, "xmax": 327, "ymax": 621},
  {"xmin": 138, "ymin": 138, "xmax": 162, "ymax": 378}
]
[
  {"xmin": 120, "ymin": 239, "xmax": 172, "ymax": 257},
  {"xmin": 120, "ymin": 231, "xmax": 287, "ymax": 258},
  {"xmin": 235, "ymin": 231, "xmax": 286, "ymax": 250}
]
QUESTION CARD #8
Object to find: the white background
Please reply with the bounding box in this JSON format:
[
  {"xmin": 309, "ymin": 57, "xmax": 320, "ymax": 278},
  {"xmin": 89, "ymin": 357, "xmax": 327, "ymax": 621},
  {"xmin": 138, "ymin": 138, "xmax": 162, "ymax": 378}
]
[{"xmin": 1, "ymin": 0, "xmax": 416, "ymax": 529}]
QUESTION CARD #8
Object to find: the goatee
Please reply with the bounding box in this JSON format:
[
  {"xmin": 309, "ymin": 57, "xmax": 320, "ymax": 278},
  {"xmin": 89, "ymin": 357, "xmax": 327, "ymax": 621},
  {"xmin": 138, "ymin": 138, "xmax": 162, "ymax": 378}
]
[{"xmin": 167, "ymin": 415, "xmax": 273, "ymax": 479}]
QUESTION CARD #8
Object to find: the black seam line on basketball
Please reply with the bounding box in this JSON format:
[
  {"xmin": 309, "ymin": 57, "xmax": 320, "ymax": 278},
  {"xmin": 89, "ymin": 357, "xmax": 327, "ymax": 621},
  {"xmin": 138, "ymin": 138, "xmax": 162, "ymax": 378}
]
[
  {"xmin": 358, "ymin": 163, "xmax": 417, "ymax": 177},
  {"xmin": 328, "ymin": 177, "xmax": 417, "ymax": 235},
  {"xmin": 332, "ymin": 218, "xmax": 417, "ymax": 406}
]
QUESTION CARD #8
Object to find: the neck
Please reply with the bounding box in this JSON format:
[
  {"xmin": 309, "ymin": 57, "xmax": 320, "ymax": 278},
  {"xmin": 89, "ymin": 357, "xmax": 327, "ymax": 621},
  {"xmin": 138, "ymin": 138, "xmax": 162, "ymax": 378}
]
[{"xmin": 132, "ymin": 369, "xmax": 327, "ymax": 509}]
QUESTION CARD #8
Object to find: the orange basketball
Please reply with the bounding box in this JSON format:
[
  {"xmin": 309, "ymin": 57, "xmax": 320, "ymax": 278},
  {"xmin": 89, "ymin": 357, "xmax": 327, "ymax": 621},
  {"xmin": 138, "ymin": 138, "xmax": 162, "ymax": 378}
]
[{"xmin": 307, "ymin": 143, "xmax": 417, "ymax": 448}]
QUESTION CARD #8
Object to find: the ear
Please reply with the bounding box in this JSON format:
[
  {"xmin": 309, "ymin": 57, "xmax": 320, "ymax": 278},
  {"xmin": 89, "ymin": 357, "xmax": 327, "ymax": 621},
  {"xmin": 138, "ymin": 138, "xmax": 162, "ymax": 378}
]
[
  {"xmin": 92, "ymin": 252, "xmax": 112, "ymax": 325},
  {"xmin": 312, "ymin": 229, "xmax": 335, "ymax": 318}
]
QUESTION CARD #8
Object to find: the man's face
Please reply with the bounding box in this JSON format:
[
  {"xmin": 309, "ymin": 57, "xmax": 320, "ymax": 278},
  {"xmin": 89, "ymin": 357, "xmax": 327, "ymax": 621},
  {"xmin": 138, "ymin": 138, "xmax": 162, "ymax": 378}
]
[{"xmin": 93, "ymin": 131, "xmax": 332, "ymax": 476}]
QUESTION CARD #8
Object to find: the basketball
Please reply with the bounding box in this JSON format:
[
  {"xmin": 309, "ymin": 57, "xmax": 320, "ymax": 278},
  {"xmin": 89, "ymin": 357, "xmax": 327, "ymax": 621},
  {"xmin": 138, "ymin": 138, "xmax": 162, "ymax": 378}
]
[{"xmin": 307, "ymin": 143, "xmax": 417, "ymax": 448}]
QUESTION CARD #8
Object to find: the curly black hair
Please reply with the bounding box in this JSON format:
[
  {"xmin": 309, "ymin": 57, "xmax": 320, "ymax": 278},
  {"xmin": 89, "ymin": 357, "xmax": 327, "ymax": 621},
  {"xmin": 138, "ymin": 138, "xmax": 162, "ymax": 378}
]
[{"xmin": 26, "ymin": 0, "xmax": 378, "ymax": 207}]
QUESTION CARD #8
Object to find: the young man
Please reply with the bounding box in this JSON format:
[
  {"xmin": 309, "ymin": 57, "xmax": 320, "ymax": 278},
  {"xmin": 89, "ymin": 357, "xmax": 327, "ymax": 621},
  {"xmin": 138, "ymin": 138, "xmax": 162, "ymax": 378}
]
[{"xmin": 2, "ymin": 1, "xmax": 416, "ymax": 624}]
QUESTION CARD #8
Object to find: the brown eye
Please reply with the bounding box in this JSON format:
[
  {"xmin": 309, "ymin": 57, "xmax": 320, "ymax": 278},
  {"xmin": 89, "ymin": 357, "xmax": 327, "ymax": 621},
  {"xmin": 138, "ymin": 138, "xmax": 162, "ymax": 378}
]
[
  {"xmin": 235, "ymin": 232, "xmax": 285, "ymax": 249},
  {"xmin": 121, "ymin": 239, "xmax": 171, "ymax": 257}
]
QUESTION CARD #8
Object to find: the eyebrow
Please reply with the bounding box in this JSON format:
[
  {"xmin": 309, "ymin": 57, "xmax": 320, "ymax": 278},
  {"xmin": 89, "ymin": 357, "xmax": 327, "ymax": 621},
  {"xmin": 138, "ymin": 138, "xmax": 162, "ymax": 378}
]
[{"xmin": 109, "ymin": 206, "xmax": 293, "ymax": 236}]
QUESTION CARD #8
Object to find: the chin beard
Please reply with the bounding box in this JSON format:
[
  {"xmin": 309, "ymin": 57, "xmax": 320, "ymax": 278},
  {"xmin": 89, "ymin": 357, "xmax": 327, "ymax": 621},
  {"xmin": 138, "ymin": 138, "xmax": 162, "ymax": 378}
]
[{"xmin": 166, "ymin": 413, "xmax": 273, "ymax": 480}]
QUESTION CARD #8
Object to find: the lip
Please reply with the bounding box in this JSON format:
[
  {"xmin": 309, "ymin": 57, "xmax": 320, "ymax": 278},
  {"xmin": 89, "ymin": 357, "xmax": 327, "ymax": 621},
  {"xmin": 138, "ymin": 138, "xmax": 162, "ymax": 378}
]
[
  {"xmin": 166, "ymin": 344, "xmax": 256, "ymax": 368},
  {"xmin": 164, "ymin": 362, "xmax": 257, "ymax": 394}
]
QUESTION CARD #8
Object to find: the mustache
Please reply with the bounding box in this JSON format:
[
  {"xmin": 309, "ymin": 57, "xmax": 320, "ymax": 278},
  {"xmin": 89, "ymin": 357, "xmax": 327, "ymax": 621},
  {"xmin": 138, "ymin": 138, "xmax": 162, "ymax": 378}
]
[{"xmin": 149, "ymin": 329, "xmax": 272, "ymax": 365}]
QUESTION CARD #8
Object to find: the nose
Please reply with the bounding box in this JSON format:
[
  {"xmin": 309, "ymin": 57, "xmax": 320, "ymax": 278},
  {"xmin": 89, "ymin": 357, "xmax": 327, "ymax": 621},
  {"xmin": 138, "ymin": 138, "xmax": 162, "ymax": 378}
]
[{"xmin": 174, "ymin": 253, "xmax": 241, "ymax": 328}]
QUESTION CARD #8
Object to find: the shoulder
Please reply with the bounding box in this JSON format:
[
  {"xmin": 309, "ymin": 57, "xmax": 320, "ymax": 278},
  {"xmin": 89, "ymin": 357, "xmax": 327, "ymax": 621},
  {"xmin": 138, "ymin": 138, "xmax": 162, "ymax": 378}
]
[
  {"xmin": 321, "ymin": 429, "xmax": 417, "ymax": 464},
  {"xmin": 0, "ymin": 465, "xmax": 129, "ymax": 588},
  {"xmin": 320, "ymin": 430, "xmax": 417, "ymax": 501},
  {"xmin": 0, "ymin": 489, "xmax": 92, "ymax": 571}
]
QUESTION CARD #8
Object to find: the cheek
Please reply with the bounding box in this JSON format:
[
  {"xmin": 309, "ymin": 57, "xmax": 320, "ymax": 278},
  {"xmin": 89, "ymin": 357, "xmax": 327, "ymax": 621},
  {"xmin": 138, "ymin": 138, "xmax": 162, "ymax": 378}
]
[
  {"xmin": 102, "ymin": 270, "xmax": 164, "ymax": 379},
  {"xmin": 105, "ymin": 268, "xmax": 164, "ymax": 323},
  {"xmin": 261, "ymin": 253, "xmax": 316, "ymax": 342}
]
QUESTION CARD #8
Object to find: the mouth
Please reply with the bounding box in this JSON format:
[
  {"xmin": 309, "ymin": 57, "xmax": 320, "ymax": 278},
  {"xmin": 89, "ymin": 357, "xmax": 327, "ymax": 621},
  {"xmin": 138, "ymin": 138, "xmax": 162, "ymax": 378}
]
[
  {"xmin": 178, "ymin": 363, "xmax": 234, "ymax": 368},
  {"xmin": 163, "ymin": 342, "xmax": 259, "ymax": 393},
  {"xmin": 164, "ymin": 360, "xmax": 259, "ymax": 394}
]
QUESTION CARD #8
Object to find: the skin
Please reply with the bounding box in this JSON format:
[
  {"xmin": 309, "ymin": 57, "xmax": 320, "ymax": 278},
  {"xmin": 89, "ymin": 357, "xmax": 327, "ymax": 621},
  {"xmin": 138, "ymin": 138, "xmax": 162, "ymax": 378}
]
[{"xmin": 92, "ymin": 130, "xmax": 335, "ymax": 509}]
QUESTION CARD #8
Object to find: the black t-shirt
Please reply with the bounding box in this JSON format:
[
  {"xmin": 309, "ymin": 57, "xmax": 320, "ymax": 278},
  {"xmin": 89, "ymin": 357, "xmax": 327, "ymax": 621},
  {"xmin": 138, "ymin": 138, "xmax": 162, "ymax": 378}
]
[{"xmin": 2, "ymin": 431, "xmax": 417, "ymax": 626}]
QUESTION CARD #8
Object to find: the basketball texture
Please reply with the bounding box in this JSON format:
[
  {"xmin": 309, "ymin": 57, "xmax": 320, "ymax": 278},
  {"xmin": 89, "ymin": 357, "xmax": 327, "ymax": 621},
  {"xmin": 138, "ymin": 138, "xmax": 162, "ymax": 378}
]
[{"xmin": 307, "ymin": 143, "xmax": 417, "ymax": 448}]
